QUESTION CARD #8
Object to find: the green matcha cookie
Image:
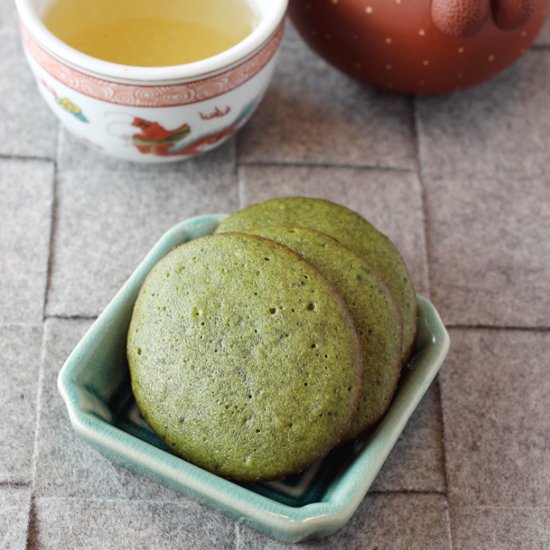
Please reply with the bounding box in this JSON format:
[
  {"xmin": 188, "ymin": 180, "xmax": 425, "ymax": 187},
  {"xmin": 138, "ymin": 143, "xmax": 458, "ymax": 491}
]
[
  {"xmin": 246, "ymin": 226, "xmax": 402, "ymax": 439},
  {"xmin": 128, "ymin": 233, "xmax": 363, "ymax": 482},
  {"xmin": 216, "ymin": 197, "xmax": 417, "ymax": 363}
]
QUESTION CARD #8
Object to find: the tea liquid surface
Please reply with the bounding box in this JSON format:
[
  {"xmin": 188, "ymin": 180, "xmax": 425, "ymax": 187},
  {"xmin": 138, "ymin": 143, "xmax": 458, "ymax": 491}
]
[{"xmin": 44, "ymin": 0, "xmax": 257, "ymax": 66}]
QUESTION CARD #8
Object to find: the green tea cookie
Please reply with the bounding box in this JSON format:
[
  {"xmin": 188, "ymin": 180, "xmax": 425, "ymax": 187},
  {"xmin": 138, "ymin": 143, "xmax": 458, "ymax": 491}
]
[
  {"xmin": 216, "ymin": 197, "xmax": 417, "ymax": 362},
  {"xmin": 246, "ymin": 226, "xmax": 402, "ymax": 439},
  {"xmin": 127, "ymin": 233, "xmax": 363, "ymax": 482}
]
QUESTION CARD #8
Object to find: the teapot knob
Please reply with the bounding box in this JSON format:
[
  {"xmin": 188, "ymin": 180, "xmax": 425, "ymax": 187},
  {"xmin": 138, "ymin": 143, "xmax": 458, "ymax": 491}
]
[
  {"xmin": 432, "ymin": 0, "xmax": 536, "ymax": 36},
  {"xmin": 493, "ymin": 0, "xmax": 536, "ymax": 30},
  {"xmin": 431, "ymin": 0, "xmax": 490, "ymax": 37}
]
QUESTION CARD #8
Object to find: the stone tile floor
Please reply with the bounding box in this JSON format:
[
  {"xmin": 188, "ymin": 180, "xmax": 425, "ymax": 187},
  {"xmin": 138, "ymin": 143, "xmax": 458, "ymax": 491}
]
[{"xmin": 1, "ymin": 2, "xmax": 549, "ymax": 548}]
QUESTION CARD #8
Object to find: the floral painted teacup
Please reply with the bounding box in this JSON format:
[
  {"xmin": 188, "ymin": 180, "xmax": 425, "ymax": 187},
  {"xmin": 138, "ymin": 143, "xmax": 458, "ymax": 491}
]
[{"xmin": 15, "ymin": 0, "xmax": 287, "ymax": 162}]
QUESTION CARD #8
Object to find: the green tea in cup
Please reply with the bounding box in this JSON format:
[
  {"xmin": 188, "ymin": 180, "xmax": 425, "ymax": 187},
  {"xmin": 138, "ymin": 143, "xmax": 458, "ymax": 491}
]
[{"xmin": 43, "ymin": 0, "xmax": 258, "ymax": 67}]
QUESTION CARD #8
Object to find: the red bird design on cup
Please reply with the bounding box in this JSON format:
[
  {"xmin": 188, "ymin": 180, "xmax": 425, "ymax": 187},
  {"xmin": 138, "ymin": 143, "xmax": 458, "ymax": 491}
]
[{"xmin": 128, "ymin": 100, "xmax": 258, "ymax": 157}]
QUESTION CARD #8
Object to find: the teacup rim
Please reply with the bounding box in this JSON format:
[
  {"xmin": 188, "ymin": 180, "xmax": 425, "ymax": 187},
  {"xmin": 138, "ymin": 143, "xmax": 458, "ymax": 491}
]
[{"xmin": 15, "ymin": 0, "xmax": 288, "ymax": 83}]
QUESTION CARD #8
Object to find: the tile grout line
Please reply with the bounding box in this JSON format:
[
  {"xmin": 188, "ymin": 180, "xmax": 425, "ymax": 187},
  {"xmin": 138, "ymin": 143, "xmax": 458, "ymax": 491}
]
[
  {"xmin": 42, "ymin": 126, "xmax": 61, "ymax": 321},
  {"xmin": 444, "ymin": 496, "xmax": 454, "ymax": 550},
  {"xmin": 235, "ymin": 132, "xmax": 245, "ymax": 207},
  {"xmin": 26, "ymin": 125, "xmax": 61, "ymax": 550},
  {"xmin": 410, "ymin": 95, "xmax": 454, "ymax": 550},
  {"xmin": 368, "ymin": 489, "xmax": 447, "ymax": 496},
  {"xmin": 237, "ymin": 165, "xmax": 245, "ymax": 208},
  {"xmin": 233, "ymin": 522, "xmax": 241, "ymax": 550},
  {"xmin": 54, "ymin": 123, "xmax": 63, "ymax": 168},
  {"xmin": 26, "ymin": 499, "xmax": 38, "ymax": 550},
  {"xmin": 232, "ymin": 137, "xmax": 245, "ymax": 209},
  {"xmin": 436, "ymin": 377, "xmax": 454, "ymax": 550},
  {"xmin": 0, "ymin": 322, "xmax": 49, "ymax": 328},
  {"xmin": 238, "ymin": 159, "xmax": 418, "ymax": 173},
  {"xmin": 26, "ymin": 325, "xmax": 50, "ymax": 550},
  {"xmin": 407, "ymin": 94, "xmax": 421, "ymax": 174},
  {"xmin": 410, "ymin": 96, "xmax": 433, "ymax": 299},
  {"xmin": 445, "ymin": 324, "xmax": 550, "ymax": 332},
  {"xmin": 0, "ymin": 481, "xmax": 32, "ymax": 488},
  {"xmin": 44, "ymin": 314, "xmax": 98, "ymax": 321},
  {"xmin": 433, "ymin": 377, "xmax": 450, "ymax": 495},
  {"xmin": 0, "ymin": 153, "xmax": 55, "ymax": 163},
  {"xmin": 436, "ymin": 375, "xmax": 455, "ymax": 550}
]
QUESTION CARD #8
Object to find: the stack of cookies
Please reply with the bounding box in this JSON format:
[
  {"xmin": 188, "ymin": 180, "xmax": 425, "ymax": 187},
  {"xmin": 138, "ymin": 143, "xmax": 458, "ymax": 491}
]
[{"xmin": 127, "ymin": 197, "xmax": 417, "ymax": 482}]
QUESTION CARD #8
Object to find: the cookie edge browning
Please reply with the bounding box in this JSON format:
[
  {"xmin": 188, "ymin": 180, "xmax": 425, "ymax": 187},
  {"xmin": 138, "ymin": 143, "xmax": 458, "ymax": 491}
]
[
  {"xmin": 244, "ymin": 225, "xmax": 404, "ymax": 441},
  {"xmin": 216, "ymin": 196, "xmax": 418, "ymax": 364}
]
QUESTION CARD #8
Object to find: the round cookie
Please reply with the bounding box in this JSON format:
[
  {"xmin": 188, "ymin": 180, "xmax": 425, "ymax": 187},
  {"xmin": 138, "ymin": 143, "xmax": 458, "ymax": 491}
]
[
  {"xmin": 246, "ymin": 226, "xmax": 402, "ymax": 439},
  {"xmin": 216, "ymin": 197, "xmax": 417, "ymax": 363},
  {"xmin": 127, "ymin": 233, "xmax": 363, "ymax": 482}
]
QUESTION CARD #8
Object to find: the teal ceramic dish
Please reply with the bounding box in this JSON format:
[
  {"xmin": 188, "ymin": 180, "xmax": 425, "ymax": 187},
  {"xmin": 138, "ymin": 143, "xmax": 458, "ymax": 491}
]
[{"xmin": 58, "ymin": 214, "xmax": 450, "ymax": 543}]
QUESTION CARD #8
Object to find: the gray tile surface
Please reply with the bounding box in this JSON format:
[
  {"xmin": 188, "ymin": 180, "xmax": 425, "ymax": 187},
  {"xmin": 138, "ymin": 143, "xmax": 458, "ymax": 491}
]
[
  {"xmin": 423, "ymin": 173, "xmax": 550, "ymax": 327},
  {"xmin": 47, "ymin": 141, "xmax": 237, "ymax": 317},
  {"xmin": 0, "ymin": 0, "xmax": 58, "ymax": 158},
  {"xmin": 33, "ymin": 498, "xmax": 235, "ymax": 550},
  {"xmin": 451, "ymin": 505, "xmax": 550, "ymax": 550},
  {"xmin": 237, "ymin": 494, "xmax": 451, "ymax": 549},
  {"xmin": 0, "ymin": 487, "xmax": 31, "ymax": 550},
  {"xmin": 416, "ymin": 51, "xmax": 550, "ymax": 181},
  {"xmin": 0, "ymin": 325, "xmax": 42, "ymax": 484},
  {"xmin": 240, "ymin": 165, "xmax": 430, "ymax": 296},
  {"xmin": 418, "ymin": 17, "xmax": 550, "ymax": 329},
  {"xmin": 534, "ymin": 10, "xmax": 550, "ymax": 45},
  {"xmin": 34, "ymin": 318, "xmax": 178, "ymax": 499},
  {"xmin": 3, "ymin": 0, "xmax": 550, "ymax": 545},
  {"xmin": 57, "ymin": 127, "xmax": 132, "ymax": 172},
  {"xmin": 0, "ymin": 159, "xmax": 54, "ymax": 324},
  {"xmin": 372, "ymin": 384, "xmax": 445, "ymax": 492},
  {"xmin": 237, "ymin": 25, "xmax": 416, "ymax": 169},
  {"xmin": 441, "ymin": 329, "xmax": 550, "ymax": 507}
]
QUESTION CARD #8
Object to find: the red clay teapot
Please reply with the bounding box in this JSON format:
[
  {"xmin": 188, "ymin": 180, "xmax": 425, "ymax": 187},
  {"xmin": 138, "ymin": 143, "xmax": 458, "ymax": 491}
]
[{"xmin": 289, "ymin": 0, "xmax": 548, "ymax": 94}]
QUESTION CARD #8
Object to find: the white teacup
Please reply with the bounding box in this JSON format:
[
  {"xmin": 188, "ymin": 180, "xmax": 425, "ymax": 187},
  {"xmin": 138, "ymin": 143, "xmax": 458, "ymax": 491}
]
[{"xmin": 15, "ymin": 0, "xmax": 287, "ymax": 162}]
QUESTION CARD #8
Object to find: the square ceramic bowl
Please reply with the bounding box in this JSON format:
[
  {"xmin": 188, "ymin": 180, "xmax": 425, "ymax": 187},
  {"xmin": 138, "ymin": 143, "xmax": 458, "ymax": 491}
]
[{"xmin": 58, "ymin": 214, "xmax": 450, "ymax": 542}]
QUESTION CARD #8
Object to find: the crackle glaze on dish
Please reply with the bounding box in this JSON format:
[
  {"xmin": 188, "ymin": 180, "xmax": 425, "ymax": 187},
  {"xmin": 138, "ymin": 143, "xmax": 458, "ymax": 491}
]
[{"xmin": 57, "ymin": 214, "xmax": 450, "ymax": 542}]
